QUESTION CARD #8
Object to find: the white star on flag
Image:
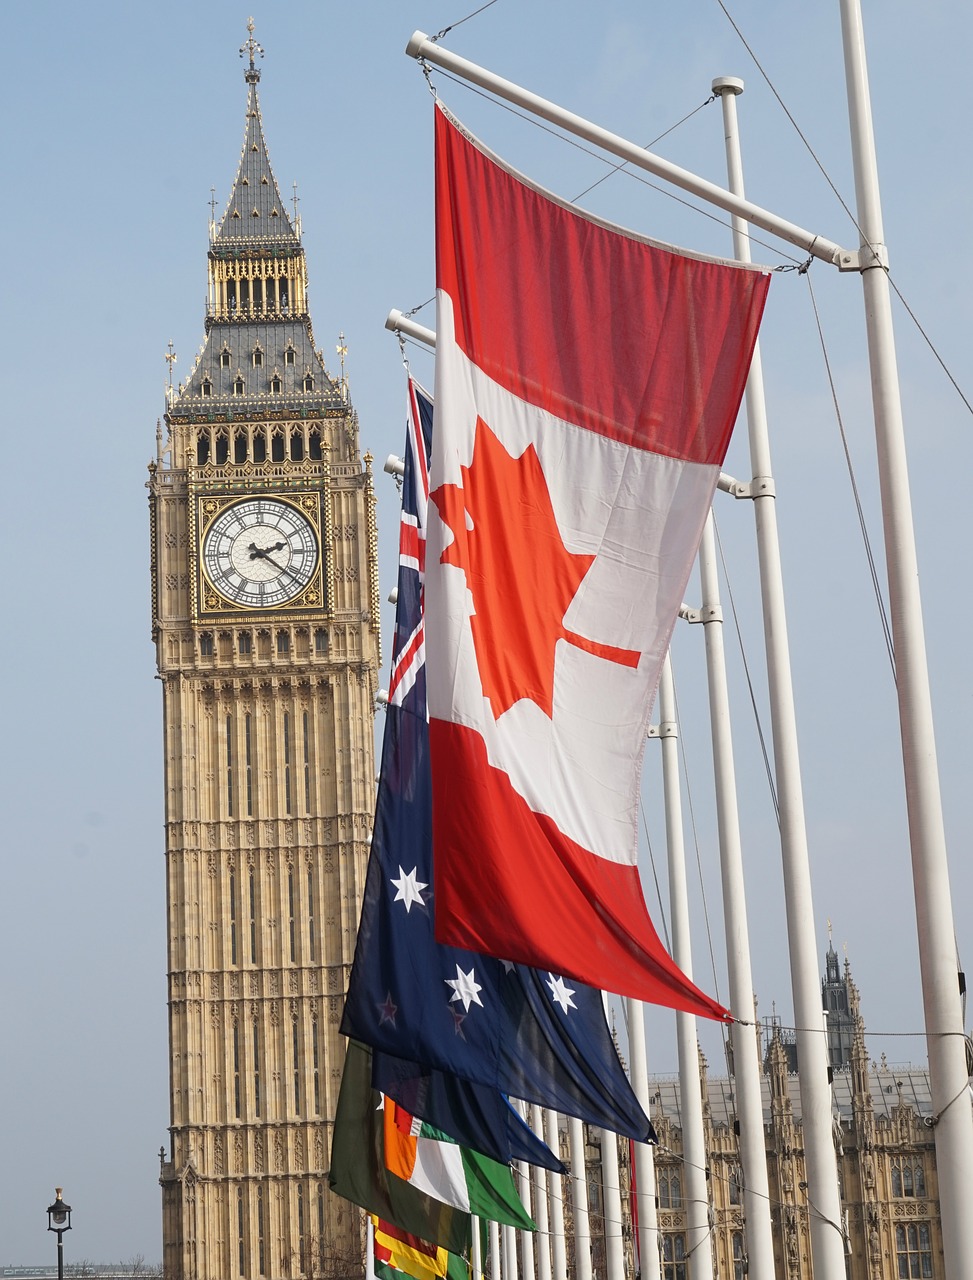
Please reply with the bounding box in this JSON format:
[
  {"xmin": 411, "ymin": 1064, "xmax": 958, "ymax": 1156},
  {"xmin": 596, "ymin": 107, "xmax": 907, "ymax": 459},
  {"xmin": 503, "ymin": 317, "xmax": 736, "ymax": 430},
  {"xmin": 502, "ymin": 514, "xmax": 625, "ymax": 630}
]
[
  {"xmin": 390, "ymin": 865, "xmax": 427, "ymax": 913},
  {"xmin": 547, "ymin": 973, "xmax": 578, "ymax": 1013},
  {"xmin": 445, "ymin": 964, "xmax": 484, "ymax": 1012}
]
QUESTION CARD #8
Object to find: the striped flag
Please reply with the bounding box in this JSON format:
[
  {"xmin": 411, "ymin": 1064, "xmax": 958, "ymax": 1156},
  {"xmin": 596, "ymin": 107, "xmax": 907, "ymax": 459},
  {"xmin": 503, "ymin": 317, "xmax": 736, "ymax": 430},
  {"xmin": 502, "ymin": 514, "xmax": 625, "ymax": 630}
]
[
  {"xmin": 383, "ymin": 1096, "xmax": 534, "ymax": 1230},
  {"xmin": 373, "ymin": 1217, "xmax": 450, "ymax": 1280}
]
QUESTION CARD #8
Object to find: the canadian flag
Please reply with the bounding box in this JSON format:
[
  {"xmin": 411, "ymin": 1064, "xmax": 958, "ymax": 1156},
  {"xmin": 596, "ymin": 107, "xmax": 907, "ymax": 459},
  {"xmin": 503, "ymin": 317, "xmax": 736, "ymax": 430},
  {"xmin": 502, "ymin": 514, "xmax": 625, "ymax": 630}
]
[{"xmin": 426, "ymin": 105, "xmax": 769, "ymax": 1014}]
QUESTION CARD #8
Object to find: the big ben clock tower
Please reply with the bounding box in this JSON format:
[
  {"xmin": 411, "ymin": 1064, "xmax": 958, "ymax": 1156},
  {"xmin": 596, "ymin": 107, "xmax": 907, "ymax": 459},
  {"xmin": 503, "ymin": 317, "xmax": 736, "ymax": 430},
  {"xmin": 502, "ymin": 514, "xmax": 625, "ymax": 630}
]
[{"xmin": 148, "ymin": 27, "xmax": 380, "ymax": 1280}]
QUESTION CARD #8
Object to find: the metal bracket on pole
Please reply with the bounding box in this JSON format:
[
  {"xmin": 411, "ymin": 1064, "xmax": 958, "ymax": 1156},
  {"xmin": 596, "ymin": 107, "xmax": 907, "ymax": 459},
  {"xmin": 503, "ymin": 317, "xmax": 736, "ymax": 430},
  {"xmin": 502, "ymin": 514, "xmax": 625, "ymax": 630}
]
[
  {"xmin": 835, "ymin": 242, "xmax": 890, "ymax": 273},
  {"xmin": 717, "ymin": 472, "xmax": 776, "ymax": 500},
  {"xmin": 680, "ymin": 604, "xmax": 724, "ymax": 625},
  {"xmin": 647, "ymin": 721, "xmax": 678, "ymax": 740}
]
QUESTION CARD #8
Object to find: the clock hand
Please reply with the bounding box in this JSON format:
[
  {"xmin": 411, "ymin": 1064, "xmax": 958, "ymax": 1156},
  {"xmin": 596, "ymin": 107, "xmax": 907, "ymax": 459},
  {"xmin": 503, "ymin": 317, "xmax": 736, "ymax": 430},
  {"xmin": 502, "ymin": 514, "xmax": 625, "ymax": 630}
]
[
  {"xmin": 261, "ymin": 552, "xmax": 302, "ymax": 577},
  {"xmin": 248, "ymin": 541, "xmax": 287, "ymax": 560}
]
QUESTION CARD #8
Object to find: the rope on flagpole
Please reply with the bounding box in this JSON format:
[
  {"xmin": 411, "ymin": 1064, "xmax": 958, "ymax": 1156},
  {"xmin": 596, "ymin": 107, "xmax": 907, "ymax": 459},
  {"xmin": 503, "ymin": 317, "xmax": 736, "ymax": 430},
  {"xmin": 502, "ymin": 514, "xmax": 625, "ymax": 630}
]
[{"xmin": 431, "ymin": 0, "xmax": 501, "ymax": 43}]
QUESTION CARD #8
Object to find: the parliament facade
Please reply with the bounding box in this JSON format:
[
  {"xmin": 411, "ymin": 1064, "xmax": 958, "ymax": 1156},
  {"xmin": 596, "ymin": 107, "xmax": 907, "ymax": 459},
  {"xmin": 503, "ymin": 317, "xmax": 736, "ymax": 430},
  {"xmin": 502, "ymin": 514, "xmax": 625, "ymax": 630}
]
[{"xmin": 584, "ymin": 947, "xmax": 943, "ymax": 1280}]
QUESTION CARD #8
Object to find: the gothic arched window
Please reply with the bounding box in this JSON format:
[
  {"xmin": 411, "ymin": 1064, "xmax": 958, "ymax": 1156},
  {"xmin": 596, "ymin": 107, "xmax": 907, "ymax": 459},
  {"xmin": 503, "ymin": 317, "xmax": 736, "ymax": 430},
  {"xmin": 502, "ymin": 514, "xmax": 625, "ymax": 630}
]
[{"xmin": 657, "ymin": 1168, "xmax": 682, "ymax": 1209}]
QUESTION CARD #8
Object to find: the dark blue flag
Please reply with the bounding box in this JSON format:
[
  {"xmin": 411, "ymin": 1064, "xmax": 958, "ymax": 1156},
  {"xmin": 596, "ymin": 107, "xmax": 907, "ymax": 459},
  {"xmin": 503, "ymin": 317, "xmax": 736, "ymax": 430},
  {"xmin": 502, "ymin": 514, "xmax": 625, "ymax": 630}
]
[
  {"xmin": 372, "ymin": 1050, "xmax": 566, "ymax": 1175},
  {"xmin": 342, "ymin": 379, "xmax": 654, "ymax": 1146}
]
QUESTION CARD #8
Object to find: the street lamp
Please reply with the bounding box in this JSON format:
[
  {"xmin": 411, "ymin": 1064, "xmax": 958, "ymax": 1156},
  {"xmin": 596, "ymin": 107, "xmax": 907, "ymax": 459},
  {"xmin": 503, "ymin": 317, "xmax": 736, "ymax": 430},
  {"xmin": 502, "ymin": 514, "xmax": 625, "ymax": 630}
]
[{"xmin": 47, "ymin": 1188, "xmax": 72, "ymax": 1280}]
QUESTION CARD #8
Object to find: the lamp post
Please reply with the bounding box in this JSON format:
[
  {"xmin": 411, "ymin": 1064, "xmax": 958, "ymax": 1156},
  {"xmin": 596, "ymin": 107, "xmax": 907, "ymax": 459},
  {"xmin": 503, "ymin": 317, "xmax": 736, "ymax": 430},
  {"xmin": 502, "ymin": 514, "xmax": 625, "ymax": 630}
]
[{"xmin": 47, "ymin": 1188, "xmax": 72, "ymax": 1280}]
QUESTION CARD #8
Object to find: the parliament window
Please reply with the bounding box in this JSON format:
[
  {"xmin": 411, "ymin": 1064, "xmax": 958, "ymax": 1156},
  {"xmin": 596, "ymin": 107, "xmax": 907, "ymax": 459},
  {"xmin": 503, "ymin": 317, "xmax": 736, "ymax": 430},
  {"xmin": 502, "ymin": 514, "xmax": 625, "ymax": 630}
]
[
  {"xmin": 283, "ymin": 712, "xmax": 292, "ymax": 815},
  {"xmin": 238, "ymin": 631, "xmax": 252, "ymax": 656},
  {"xmin": 249, "ymin": 868, "xmax": 257, "ymax": 961},
  {"xmin": 892, "ymin": 1158, "xmax": 926, "ymax": 1198},
  {"xmin": 245, "ymin": 714, "xmax": 254, "ymax": 818},
  {"xmin": 661, "ymin": 1233, "xmax": 687, "ymax": 1280},
  {"xmin": 308, "ymin": 869, "xmax": 315, "ymax": 962},
  {"xmin": 199, "ymin": 633, "xmax": 214, "ymax": 657},
  {"xmin": 895, "ymin": 1223, "xmax": 933, "ymax": 1277},
  {"xmin": 253, "ymin": 1019, "xmax": 261, "ymax": 1117},
  {"xmin": 657, "ymin": 1168, "xmax": 682, "ymax": 1209},
  {"xmin": 314, "ymin": 629, "xmax": 328, "ymax": 655},
  {"xmin": 732, "ymin": 1233, "xmax": 746, "ymax": 1280},
  {"xmin": 233, "ymin": 376, "xmax": 245, "ymax": 395},
  {"xmin": 233, "ymin": 1022, "xmax": 241, "ymax": 1118},
  {"xmin": 277, "ymin": 631, "xmax": 290, "ymax": 656},
  {"xmin": 237, "ymin": 1186, "xmax": 245, "ymax": 1275},
  {"xmin": 303, "ymin": 711, "xmax": 311, "ymax": 813},
  {"xmin": 313, "ymin": 1023, "xmax": 321, "ymax": 1114},
  {"xmin": 288, "ymin": 869, "xmax": 296, "ymax": 963},
  {"xmin": 293, "ymin": 1020, "xmax": 301, "ymax": 1115},
  {"xmin": 285, "ymin": 347, "xmax": 296, "ymax": 365},
  {"xmin": 229, "ymin": 871, "xmax": 238, "ymax": 965},
  {"xmin": 256, "ymin": 1184, "xmax": 266, "ymax": 1275},
  {"xmin": 226, "ymin": 714, "xmax": 234, "ymax": 816}
]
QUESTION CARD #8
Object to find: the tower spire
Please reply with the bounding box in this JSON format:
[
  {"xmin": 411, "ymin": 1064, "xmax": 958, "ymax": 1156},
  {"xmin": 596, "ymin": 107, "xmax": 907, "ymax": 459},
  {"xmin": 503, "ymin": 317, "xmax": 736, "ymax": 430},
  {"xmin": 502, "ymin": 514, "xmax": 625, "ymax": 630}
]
[{"xmin": 240, "ymin": 17, "xmax": 263, "ymax": 83}]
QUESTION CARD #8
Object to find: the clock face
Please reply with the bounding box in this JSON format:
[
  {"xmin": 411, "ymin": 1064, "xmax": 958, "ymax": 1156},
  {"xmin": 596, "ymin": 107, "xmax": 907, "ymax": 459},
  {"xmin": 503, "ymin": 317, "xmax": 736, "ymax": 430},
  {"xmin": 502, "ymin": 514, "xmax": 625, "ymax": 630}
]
[{"xmin": 201, "ymin": 497, "xmax": 319, "ymax": 609}]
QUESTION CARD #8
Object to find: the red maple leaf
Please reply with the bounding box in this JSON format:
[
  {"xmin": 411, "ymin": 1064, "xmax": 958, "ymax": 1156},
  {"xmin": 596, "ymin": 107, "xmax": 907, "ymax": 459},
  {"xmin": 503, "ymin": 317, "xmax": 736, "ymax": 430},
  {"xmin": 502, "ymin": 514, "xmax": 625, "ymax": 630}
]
[{"xmin": 430, "ymin": 417, "xmax": 640, "ymax": 720}]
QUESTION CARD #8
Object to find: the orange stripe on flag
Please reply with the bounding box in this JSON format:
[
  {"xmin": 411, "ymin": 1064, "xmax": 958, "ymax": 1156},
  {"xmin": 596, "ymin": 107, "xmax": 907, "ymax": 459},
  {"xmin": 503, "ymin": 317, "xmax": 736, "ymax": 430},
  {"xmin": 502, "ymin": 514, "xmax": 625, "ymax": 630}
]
[{"xmin": 383, "ymin": 1097, "xmax": 418, "ymax": 1181}]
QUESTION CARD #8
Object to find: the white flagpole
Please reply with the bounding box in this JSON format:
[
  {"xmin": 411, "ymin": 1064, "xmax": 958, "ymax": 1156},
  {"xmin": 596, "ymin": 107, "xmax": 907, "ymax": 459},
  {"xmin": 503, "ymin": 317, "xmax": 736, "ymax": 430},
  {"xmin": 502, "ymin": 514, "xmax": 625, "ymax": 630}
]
[
  {"xmin": 489, "ymin": 1219, "xmax": 501, "ymax": 1280},
  {"xmin": 529, "ymin": 1107, "xmax": 553, "ymax": 1280},
  {"xmin": 502, "ymin": 1224, "xmax": 519, "ymax": 1280},
  {"xmin": 472, "ymin": 1216, "xmax": 482, "ymax": 1280},
  {"xmin": 708, "ymin": 74, "xmax": 847, "ymax": 1280},
  {"xmin": 567, "ymin": 1117, "xmax": 593, "ymax": 1280},
  {"xmin": 690, "ymin": 507, "xmax": 777, "ymax": 1279},
  {"xmin": 516, "ymin": 1158, "xmax": 536, "ymax": 1280},
  {"xmin": 838, "ymin": 2, "xmax": 973, "ymax": 1272},
  {"xmin": 624, "ymin": 999, "xmax": 661, "ymax": 1280},
  {"xmin": 710, "ymin": 76, "xmax": 837, "ymax": 1278},
  {"xmin": 598, "ymin": 1128, "xmax": 626, "ymax": 1280},
  {"xmin": 543, "ymin": 1110, "xmax": 568, "ymax": 1280},
  {"xmin": 365, "ymin": 1217, "xmax": 376, "ymax": 1280},
  {"xmin": 656, "ymin": 656, "xmax": 714, "ymax": 1278}
]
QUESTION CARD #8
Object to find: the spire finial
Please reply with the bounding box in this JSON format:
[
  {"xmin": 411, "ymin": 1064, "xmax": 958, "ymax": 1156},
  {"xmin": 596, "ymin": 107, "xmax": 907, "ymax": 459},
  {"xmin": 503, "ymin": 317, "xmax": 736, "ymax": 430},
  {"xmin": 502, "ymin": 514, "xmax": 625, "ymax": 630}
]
[
  {"xmin": 165, "ymin": 340, "xmax": 178, "ymax": 405},
  {"xmin": 240, "ymin": 18, "xmax": 263, "ymax": 84}
]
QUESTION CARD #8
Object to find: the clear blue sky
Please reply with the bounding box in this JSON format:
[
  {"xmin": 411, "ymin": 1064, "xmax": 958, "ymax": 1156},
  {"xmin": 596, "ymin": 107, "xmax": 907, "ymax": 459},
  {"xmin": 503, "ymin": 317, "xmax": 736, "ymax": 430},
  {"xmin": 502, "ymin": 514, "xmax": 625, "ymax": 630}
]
[{"xmin": 2, "ymin": 0, "xmax": 971, "ymax": 1264}]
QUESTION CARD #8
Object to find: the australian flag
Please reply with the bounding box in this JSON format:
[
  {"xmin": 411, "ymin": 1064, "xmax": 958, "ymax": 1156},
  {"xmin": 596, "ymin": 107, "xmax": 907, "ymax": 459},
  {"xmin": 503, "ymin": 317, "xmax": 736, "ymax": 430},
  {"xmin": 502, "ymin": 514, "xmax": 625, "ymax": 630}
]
[{"xmin": 342, "ymin": 379, "xmax": 654, "ymax": 1153}]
